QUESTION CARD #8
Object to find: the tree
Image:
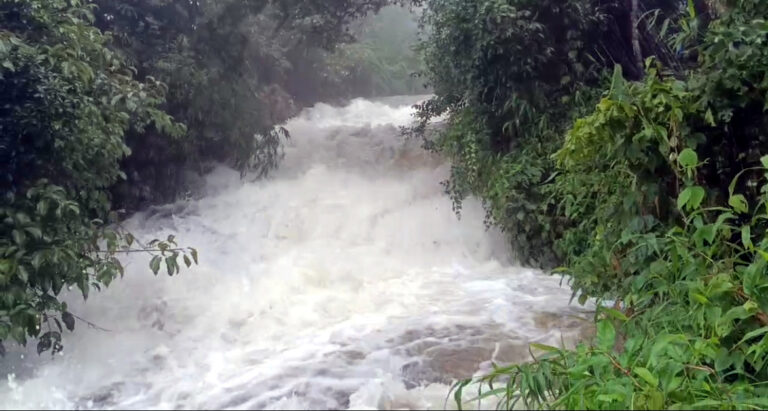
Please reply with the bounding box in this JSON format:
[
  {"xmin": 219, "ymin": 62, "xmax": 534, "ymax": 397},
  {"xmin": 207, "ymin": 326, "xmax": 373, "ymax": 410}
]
[{"xmin": 0, "ymin": 0, "xmax": 195, "ymax": 355}]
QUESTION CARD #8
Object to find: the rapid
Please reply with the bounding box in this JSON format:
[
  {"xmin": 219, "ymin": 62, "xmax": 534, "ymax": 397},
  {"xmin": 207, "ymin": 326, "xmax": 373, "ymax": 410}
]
[{"xmin": 0, "ymin": 96, "xmax": 589, "ymax": 410}]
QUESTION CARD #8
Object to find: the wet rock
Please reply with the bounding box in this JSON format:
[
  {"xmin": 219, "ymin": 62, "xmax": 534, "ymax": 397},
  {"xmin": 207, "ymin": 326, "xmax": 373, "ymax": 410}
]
[
  {"xmin": 75, "ymin": 382, "xmax": 125, "ymax": 409},
  {"xmin": 423, "ymin": 346, "xmax": 494, "ymax": 381},
  {"xmin": 337, "ymin": 350, "xmax": 367, "ymax": 362},
  {"xmin": 533, "ymin": 311, "xmax": 596, "ymax": 347}
]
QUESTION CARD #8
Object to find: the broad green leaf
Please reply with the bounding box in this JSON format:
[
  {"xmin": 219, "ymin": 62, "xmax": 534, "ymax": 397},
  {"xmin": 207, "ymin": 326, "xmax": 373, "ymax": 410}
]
[
  {"xmin": 649, "ymin": 390, "xmax": 664, "ymax": 409},
  {"xmin": 149, "ymin": 255, "xmax": 162, "ymax": 275},
  {"xmin": 761, "ymin": 155, "xmax": 768, "ymax": 169},
  {"xmin": 24, "ymin": 227, "xmax": 42, "ymax": 240},
  {"xmin": 31, "ymin": 253, "xmax": 42, "ymax": 271},
  {"xmin": 678, "ymin": 148, "xmax": 698, "ymax": 168},
  {"xmin": 742, "ymin": 226, "xmax": 753, "ymax": 249},
  {"xmin": 715, "ymin": 348, "xmax": 733, "ymax": 371},
  {"xmin": 649, "ymin": 334, "xmax": 687, "ymax": 366},
  {"xmin": 17, "ymin": 266, "xmax": 28, "ymax": 283},
  {"xmin": 602, "ymin": 307, "xmax": 629, "ymax": 322},
  {"xmin": 705, "ymin": 109, "xmax": 715, "ymax": 126},
  {"xmin": 688, "ymin": 186, "xmax": 705, "ymax": 209},
  {"xmin": 691, "ymin": 293, "xmax": 709, "ymax": 304},
  {"xmin": 678, "ymin": 186, "xmax": 706, "ymax": 210},
  {"xmin": 11, "ymin": 230, "xmax": 25, "ymax": 245},
  {"xmin": 729, "ymin": 194, "xmax": 748, "ymax": 213},
  {"xmin": 37, "ymin": 337, "xmax": 52, "ymax": 355},
  {"xmin": 578, "ymin": 293, "xmax": 588, "ymax": 305},
  {"xmin": 687, "ymin": 0, "xmax": 696, "ymax": 18},
  {"xmin": 596, "ymin": 320, "xmax": 616, "ymax": 350},
  {"xmin": 165, "ymin": 256, "xmax": 176, "ymax": 276},
  {"xmin": 61, "ymin": 311, "xmax": 75, "ymax": 332},
  {"xmin": 35, "ymin": 200, "xmax": 49, "ymax": 216},
  {"xmin": 694, "ymin": 224, "xmax": 717, "ymax": 245},
  {"xmin": 634, "ymin": 367, "xmax": 659, "ymax": 387}
]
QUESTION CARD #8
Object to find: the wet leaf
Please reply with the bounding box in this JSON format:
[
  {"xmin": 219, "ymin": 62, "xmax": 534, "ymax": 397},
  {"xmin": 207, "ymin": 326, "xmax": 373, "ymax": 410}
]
[
  {"xmin": 37, "ymin": 336, "xmax": 51, "ymax": 355},
  {"xmin": 24, "ymin": 226, "xmax": 42, "ymax": 240},
  {"xmin": 678, "ymin": 148, "xmax": 698, "ymax": 168},
  {"xmin": 62, "ymin": 311, "xmax": 75, "ymax": 332},
  {"xmin": 742, "ymin": 226, "xmax": 753, "ymax": 249},
  {"xmin": 603, "ymin": 307, "xmax": 628, "ymax": 322},
  {"xmin": 729, "ymin": 194, "xmax": 748, "ymax": 214},
  {"xmin": 17, "ymin": 265, "xmax": 29, "ymax": 283},
  {"xmin": 597, "ymin": 320, "xmax": 616, "ymax": 350},
  {"xmin": 635, "ymin": 367, "xmax": 659, "ymax": 387},
  {"xmin": 149, "ymin": 255, "xmax": 161, "ymax": 275}
]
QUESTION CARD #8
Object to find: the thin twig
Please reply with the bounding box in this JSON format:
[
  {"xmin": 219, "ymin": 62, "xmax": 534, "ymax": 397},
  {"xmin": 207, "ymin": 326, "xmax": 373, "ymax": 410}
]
[
  {"xmin": 685, "ymin": 364, "xmax": 715, "ymax": 374},
  {"xmin": 601, "ymin": 351, "xmax": 643, "ymax": 389},
  {"xmin": 95, "ymin": 247, "xmax": 188, "ymax": 255},
  {"xmin": 71, "ymin": 313, "xmax": 112, "ymax": 332}
]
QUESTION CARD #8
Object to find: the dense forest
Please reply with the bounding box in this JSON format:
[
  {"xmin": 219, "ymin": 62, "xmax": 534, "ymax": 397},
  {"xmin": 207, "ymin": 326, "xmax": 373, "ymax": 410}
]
[
  {"xmin": 411, "ymin": 0, "xmax": 768, "ymax": 408},
  {"xmin": 4, "ymin": 0, "xmax": 768, "ymax": 409}
]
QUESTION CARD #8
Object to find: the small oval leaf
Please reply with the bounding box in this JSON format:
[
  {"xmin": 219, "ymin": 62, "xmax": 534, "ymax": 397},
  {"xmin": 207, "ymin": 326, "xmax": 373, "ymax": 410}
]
[
  {"xmin": 678, "ymin": 148, "xmax": 699, "ymax": 168},
  {"xmin": 149, "ymin": 255, "xmax": 161, "ymax": 275},
  {"xmin": 62, "ymin": 311, "xmax": 75, "ymax": 332}
]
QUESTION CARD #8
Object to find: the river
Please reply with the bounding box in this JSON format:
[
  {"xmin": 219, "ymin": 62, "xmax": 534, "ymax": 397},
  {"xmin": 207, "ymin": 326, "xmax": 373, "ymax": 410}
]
[{"xmin": 0, "ymin": 96, "xmax": 589, "ymax": 410}]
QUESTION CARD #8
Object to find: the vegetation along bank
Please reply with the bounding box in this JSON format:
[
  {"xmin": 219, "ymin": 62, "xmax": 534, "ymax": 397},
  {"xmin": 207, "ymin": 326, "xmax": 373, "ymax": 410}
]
[{"xmin": 410, "ymin": 0, "xmax": 768, "ymax": 408}]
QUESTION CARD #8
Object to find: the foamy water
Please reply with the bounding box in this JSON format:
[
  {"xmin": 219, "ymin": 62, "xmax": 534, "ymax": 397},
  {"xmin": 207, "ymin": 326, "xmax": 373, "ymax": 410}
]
[{"xmin": 0, "ymin": 96, "xmax": 589, "ymax": 410}]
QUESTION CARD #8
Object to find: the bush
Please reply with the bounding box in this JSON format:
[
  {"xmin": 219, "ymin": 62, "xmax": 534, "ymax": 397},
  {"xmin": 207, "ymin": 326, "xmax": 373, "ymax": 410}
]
[
  {"xmin": 459, "ymin": 154, "xmax": 768, "ymax": 409},
  {"xmin": 432, "ymin": 1, "xmax": 768, "ymax": 408},
  {"xmin": 409, "ymin": 0, "xmax": 689, "ymax": 267}
]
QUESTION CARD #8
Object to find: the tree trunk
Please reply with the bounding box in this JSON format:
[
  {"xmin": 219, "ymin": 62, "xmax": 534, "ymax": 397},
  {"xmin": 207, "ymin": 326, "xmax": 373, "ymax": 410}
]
[{"xmin": 630, "ymin": 0, "xmax": 644, "ymax": 78}]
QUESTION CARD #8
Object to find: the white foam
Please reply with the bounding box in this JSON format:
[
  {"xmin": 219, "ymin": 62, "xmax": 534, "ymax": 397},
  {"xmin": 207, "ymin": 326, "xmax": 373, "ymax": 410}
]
[{"xmin": 0, "ymin": 96, "xmax": 585, "ymax": 410}]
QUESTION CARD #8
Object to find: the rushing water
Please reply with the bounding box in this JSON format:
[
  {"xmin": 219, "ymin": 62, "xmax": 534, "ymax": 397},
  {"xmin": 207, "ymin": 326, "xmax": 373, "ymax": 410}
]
[{"xmin": 1, "ymin": 96, "xmax": 590, "ymax": 410}]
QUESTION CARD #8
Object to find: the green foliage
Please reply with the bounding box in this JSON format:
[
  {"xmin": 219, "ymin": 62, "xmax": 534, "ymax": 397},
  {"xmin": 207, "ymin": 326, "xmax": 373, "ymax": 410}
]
[
  {"xmin": 427, "ymin": 0, "xmax": 768, "ymax": 408},
  {"xmin": 454, "ymin": 164, "xmax": 768, "ymax": 409},
  {"xmin": 409, "ymin": 0, "xmax": 687, "ymax": 266},
  {"xmin": 0, "ymin": 0, "xmax": 196, "ymax": 355}
]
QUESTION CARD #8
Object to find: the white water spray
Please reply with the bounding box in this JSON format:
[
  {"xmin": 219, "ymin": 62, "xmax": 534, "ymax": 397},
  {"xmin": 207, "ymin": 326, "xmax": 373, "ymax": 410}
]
[{"xmin": 0, "ymin": 96, "xmax": 589, "ymax": 410}]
